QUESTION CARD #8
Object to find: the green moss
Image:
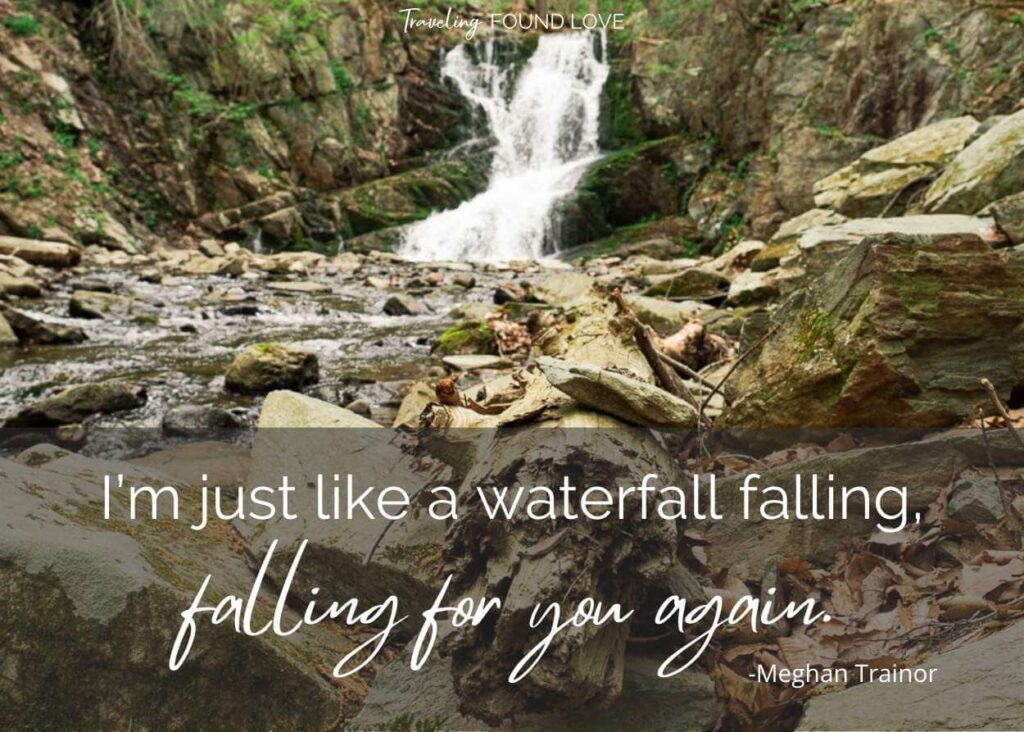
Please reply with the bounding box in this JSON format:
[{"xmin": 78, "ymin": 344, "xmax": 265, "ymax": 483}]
[
  {"xmin": 3, "ymin": 14, "xmax": 41, "ymax": 37},
  {"xmin": 895, "ymin": 274, "xmax": 944, "ymax": 313},
  {"xmin": 434, "ymin": 320, "xmax": 493, "ymax": 355}
]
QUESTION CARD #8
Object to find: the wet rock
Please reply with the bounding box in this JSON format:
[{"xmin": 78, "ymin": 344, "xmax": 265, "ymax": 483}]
[
  {"xmin": 644, "ymin": 267, "xmax": 731, "ymax": 298},
  {"xmin": 989, "ymin": 191, "xmax": 1024, "ymax": 245},
  {"xmin": 4, "ymin": 381, "xmax": 147, "ymax": 427},
  {"xmin": 224, "ymin": 343, "xmax": 319, "ymax": 393},
  {"xmin": 797, "ymin": 214, "xmax": 1004, "ymax": 278},
  {"xmin": 538, "ymin": 356, "xmax": 698, "ymax": 428},
  {"xmin": 452, "ymin": 272, "xmax": 476, "ymax": 289},
  {"xmin": 160, "ymin": 405, "xmax": 246, "ymax": 436},
  {"xmin": 949, "ymin": 475, "xmax": 1005, "ymax": 524},
  {"xmin": 530, "ymin": 272, "xmax": 596, "ymax": 306},
  {"xmin": 0, "ymin": 305, "xmax": 86, "ymax": 345},
  {"xmin": 382, "ymin": 293, "xmax": 428, "ymax": 316},
  {"xmin": 626, "ymin": 295, "xmax": 712, "ymax": 336},
  {"xmin": 434, "ymin": 320, "xmax": 495, "ymax": 355},
  {"xmin": 494, "ymin": 281, "xmax": 528, "ymax": 304},
  {"xmin": 813, "ymin": 116, "xmax": 979, "ymax": 216},
  {"xmin": 924, "ymin": 108, "xmax": 1024, "ymax": 214},
  {"xmin": 799, "ymin": 624, "xmax": 1024, "ymax": 731},
  {"xmin": 352, "ymin": 650, "xmax": 715, "ymax": 732},
  {"xmin": 0, "ymin": 272, "xmax": 41, "ymax": 297},
  {"xmin": 723, "ymin": 233, "xmax": 1024, "ymax": 428},
  {"xmin": 69, "ymin": 290, "xmax": 132, "ymax": 320},
  {"xmin": 0, "ymin": 236, "xmax": 82, "ymax": 268},
  {"xmin": 726, "ymin": 270, "xmax": 779, "ymax": 306}
]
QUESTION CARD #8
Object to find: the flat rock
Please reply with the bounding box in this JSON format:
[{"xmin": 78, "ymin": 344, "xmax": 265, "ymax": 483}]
[
  {"xmin": 797, "ymin": 214, "xmax": 1004, "ymax": 276},
  {"xmin": 726, "ymin": 270, "xmax": 779, "ymax": 306},
  {"xmin": 644, "ymin": 267, "xmax": 730, "ymax": 298},
  {"xmin": 814, "ymin": 116, "xmax": 978, "ymax": 216},
  {"xmin": 538, "ymin": 356, "xmax": 698, "ymax": 428},
  {"xmin": 266, "ymin": 280, "xmax": 331, "ymax": 294},
  {"xmin": 442, "ymin": 354, "xmax": 510, "ymax": 371},
  {"xmin": 799, "ymin": 624, "xmax": 1024, "ymax": 730},
  {"xmin": 69, "ymin": 290, "xmax": 133, "ymax": 320},
  {"xmin": 924, "ymin": 108, "xmax": 1024, "ymax": 214},
  {"xmin": 0, "ymin": 236, "xmax": 81, "ymax": 268}
]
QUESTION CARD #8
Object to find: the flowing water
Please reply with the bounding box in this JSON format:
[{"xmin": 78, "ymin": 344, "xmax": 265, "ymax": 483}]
[{"xmin": 401, "ymin": 31, "xmax": 609, "ymax": 262}]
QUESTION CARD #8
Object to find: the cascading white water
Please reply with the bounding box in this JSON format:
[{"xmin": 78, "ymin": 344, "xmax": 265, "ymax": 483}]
[{"xmin": 400, "ymin": 31, "xmax": 609, "ymax": 262}]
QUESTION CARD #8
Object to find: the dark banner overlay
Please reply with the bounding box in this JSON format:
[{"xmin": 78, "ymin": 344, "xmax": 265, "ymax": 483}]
[{"xmin": 1, "ymin": 427, "xmax": 1021, "ymax": 731}]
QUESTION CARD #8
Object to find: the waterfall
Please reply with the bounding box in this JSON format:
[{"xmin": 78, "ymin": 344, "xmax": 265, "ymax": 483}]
[{"xmin": 400, "ymin": 31, "xmax": 609, "ymax": 262}]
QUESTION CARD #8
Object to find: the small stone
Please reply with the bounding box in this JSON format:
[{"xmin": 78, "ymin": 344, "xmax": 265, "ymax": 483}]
[
  {"xmin": 161, "ymin": 405, "xmax": 246, "ymax": 435},
  {"xmin": 0, "ymin": 273, "xmax": 42, "ymax": 297},
  {"xmin": 343, "ymin": 398, "xmax": 372, "ymax": 416},
  {"xmin": 493, "ymin": 281, "xmax": 527, "ymax": 304},
  {"xmin": 69, "ymin": 290, "xmax": 131, "ymax": 320},
  {"xmin": 442, "ymin": 354, "xmax": 510, "ymax": 371},
  {"xmin": 452, "ymin": 273, "xmax": 476, "ymax": 289},
  {"xmin": 949, "ymin": 475, "xmax": 1005, "ymax": 524},
  {"xmin": 198, "ymin": 239, "xmax": 226, "ymax": 257},
  {"xmin": 383, "ymin": 294, "xmax": 428, "ymax": 316},
  {"xmin": 266, "ymin": 281, "xmax": 330, "ymax": 294}
]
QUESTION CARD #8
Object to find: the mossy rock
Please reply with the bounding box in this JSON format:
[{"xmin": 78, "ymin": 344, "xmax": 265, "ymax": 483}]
[
  {"xmin": 722, "ymin": 233, "xmax": 1024, "ymax": 428},
  {"xmin": 433, "ymin": 320, "xmax": 495, "ymax": 355}
]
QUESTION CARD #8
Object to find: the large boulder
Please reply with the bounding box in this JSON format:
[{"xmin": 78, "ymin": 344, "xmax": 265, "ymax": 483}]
[
  {"xmin": 813, "ymin": 116, "xmax": 979, "ymax": 217},
  {"xmin": 239, "ymin": 391, "xmax": 448, "ymax": 634},
  {"xmin": 4, "ymin": 382, "xmax": 147, "ymax": 428},
  {"xmin": 799, "ymin": 623, "xmax": 1024, "ymax": 731},
  {"xmin": 224, "ymin": 343, "xmax": 319, "ymax": 393},
  {"xmin": 923, "ymin": 108, "xmax": 1024, "ymax": 214},
  {"xmin": 795, "ymin": 214, "xmax": 1004, "ymax": 277},
  {"xmin": 723, "ymin": 233, "xmax": 1024, "ymax": 428},
  {"xmin": 0, "ymin": 452, "xmax": 344, "ymax": 729}
]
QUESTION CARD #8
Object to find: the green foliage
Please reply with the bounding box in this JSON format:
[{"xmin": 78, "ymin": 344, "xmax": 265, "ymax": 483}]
[
  {"xmin": 0, "ymin": 138, "xmax": 25, "ymax": 171},
  {"xmin": 3, "ymin": 14, "xmax": 41, "ymax": 37},
  {"xmin": 331, "ymin": 62, "xmax": 352, "ymax": 93}
]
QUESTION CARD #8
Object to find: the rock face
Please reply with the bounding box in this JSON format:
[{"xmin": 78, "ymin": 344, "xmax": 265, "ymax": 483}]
[
  {"xmin": 224, "ymin": 343, "xmax": 319, "ymax": 393},
  {"xmin": 0, "ymin": 453, "xmax": 345, "ymax": 730},
  {"xmin": 724, "ymin": 234, "xmax": 1024, "ymax": 428},
  {"xmin": 799, "ymin": 623, "xmax": 1024, "ymax": 731},
  {"xmin": 923, "ymin": 109, "xmax": 1024, "ymax": 213},
  {"xmin": 4, "ymin": 382, "xmax": 147, "ymax": 427},
  {"xmin": 813, "ymin": 116, "xmax": 979, "ymax": 217}
]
